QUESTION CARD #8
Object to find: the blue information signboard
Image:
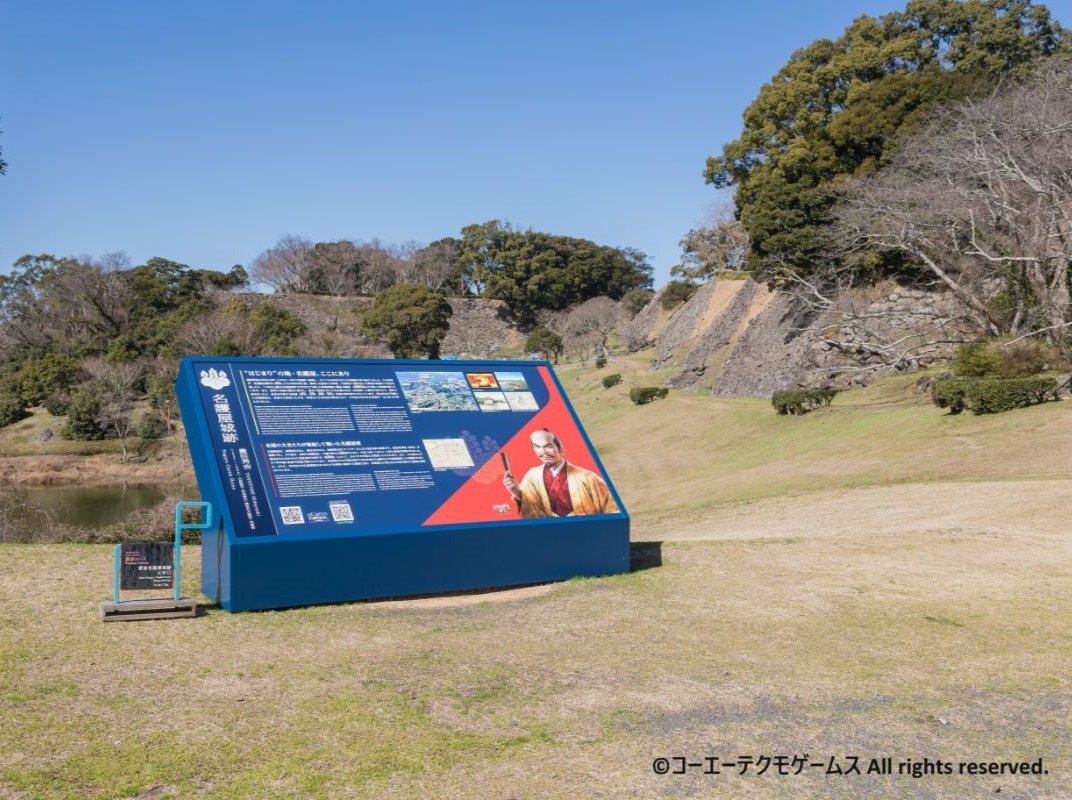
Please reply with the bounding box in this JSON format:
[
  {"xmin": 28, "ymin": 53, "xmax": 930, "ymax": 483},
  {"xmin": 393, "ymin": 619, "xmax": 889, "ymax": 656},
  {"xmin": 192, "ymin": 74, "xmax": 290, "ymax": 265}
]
[{"xmin": 176, "ymin": 357, "xmax": 629, "ymax": 611}]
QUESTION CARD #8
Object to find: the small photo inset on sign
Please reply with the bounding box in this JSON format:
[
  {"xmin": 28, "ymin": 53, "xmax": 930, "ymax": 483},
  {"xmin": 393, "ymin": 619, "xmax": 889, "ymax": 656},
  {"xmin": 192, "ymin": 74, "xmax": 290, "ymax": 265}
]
[
  {"xmin": 474, "ymin": 391, "xmax": 510, "ymax": 412},
  {"xmin": 466, "ymin": 373, "xmax": 499, "ymax": 389},
  {"xmin": 494, "ymin": 371, "xmax": 529, "ymax": 391},
  {"xmin": 504, "ymin": 392, "xmax": 539, "ymax": 411}
]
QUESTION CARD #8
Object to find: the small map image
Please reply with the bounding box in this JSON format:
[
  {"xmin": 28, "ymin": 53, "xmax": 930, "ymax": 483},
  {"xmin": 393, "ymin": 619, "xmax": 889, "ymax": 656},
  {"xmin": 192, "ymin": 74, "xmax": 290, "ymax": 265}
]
[
  {"xmin": 505, "ymin": 392, "xmax": 539, "ymax": 411},
  {"xmin": 397, "ymin": 372, "xmax": 478, "ymax": 412},
  {"xmin": 466, "ymin": 372, "xmax": 499, "ymax": 389},
  {"xmin": 422, "ymin": 438, "xmax": 476, "ymax": 469},
  {"xmin": 474, "ymin": 391, "xmax": 510, "ymax": 412},
  {"xmin": 495, "ymin": 371, "xmax": 529, "ymax": 391}
]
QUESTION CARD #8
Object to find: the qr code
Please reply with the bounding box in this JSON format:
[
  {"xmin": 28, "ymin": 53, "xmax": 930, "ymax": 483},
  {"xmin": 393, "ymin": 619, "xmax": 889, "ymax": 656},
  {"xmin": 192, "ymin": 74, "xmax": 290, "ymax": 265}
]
[
  {"xmin": 329, "ymin": 501, "xmax": 354, "ymax": 522},
  {"xmin": 279, "ymin": 506, "xmax": 305, "ymax": 525}
]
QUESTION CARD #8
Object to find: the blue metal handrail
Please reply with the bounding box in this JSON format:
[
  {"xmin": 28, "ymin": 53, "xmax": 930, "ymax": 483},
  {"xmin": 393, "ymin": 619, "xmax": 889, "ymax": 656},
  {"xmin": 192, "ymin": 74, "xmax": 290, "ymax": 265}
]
[{"xmin": 174, "ymin": 502, "xmax": 213, "ymax": 601}]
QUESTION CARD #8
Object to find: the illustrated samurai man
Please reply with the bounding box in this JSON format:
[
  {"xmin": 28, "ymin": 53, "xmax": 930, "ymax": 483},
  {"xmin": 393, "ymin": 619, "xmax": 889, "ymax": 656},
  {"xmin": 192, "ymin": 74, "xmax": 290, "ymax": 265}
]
[{"xmin": 502, "ymin": 428, "xmax": 619, "ymax": 517}]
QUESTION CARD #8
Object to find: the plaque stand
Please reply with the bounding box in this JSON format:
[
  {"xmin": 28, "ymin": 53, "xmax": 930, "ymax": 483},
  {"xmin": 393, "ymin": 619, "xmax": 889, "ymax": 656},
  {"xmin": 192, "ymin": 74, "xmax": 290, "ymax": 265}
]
[{"xmin": 100, "ymin": 502, "xmax": 213, "ymax": 621}]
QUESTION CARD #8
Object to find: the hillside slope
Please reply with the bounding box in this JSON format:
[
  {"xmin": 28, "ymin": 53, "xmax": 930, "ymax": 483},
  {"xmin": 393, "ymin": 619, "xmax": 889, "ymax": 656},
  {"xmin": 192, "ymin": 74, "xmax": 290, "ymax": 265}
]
[{"xmin": 562, "ymin": 357, "xmax": 1072, "ymax": 522}]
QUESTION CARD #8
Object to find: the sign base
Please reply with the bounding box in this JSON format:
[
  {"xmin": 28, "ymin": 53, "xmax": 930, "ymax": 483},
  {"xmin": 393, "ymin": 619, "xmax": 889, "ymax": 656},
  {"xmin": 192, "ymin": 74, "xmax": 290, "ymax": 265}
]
[{"xmin": 100, "ymin": 598, "xmax": 198, "ymax": 622}]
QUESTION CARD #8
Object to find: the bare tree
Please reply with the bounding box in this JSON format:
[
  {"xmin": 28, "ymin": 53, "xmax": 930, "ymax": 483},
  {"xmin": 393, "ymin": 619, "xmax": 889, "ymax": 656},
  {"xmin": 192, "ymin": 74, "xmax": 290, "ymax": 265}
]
[
  {"xmin": 353, "ymin": 239, "xmax": 415, "ymax": 294},
  {"xmin": 834, "ymin": 61, "xmax": 1072, "ymax": 349},
  {"xmin": 0, "ymin": 254, "xmax": 132, "ymax": 351},
  {"xmin": 249, "ymin": 235, "xmax": 314, "ymax": 293},
  {"xmin": 307, "ymin": 240, "xmax": 361, "ymax": 329},
  {"xmin": 57, "ymin": 256, "xmax": 132, "ymax": 340},
  {"xmin": 174, "ymin": 308, "xmax": 252, "ymax": 355},
  {"xmin": 676, "ymin": 203, "xmax": 749, "ymax": 280},
  {"xmin": 410, "ymin": 240, "xmax": 460, "ymax": 292},
  {"xmin": 549, "ymin": 296, "xmax": 623, "ymax": 361},
  {"xmin": 308, "ymin": 240, "xmax": 360, "ymax": 294},
  {"xmin": 84, "ymin": 358, "xmax": 144, "ymax": 462}
]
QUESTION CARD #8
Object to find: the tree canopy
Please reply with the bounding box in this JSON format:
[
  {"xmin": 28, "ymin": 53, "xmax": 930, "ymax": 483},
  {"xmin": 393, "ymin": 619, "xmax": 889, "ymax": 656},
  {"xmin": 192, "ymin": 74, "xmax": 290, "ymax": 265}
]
[
  {"xmin": 0, "ymin": 253, "xmax": 247, "ymax": 407},
  {"xmin": 705, "ymin": 0, "xmax": 1067, "ymax": 281},
  {"xmin": 245, "ymin": 223, "xmax": 650, "ymax": 328},
  {"xmin": 457, "ymin": 221, "xmax": 652, "ymax": 325}
]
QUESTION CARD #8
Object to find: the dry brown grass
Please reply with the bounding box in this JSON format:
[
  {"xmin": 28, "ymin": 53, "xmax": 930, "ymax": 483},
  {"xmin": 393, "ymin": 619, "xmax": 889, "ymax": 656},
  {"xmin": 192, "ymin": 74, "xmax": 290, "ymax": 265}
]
[{"xmin": 0, "ymin": 364, "xmax": 1070, "ymax": 799}]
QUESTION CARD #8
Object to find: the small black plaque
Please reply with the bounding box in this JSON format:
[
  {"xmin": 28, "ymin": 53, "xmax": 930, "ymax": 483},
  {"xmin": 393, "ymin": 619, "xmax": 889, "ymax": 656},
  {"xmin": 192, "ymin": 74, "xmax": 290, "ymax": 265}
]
[{"xmin": 120, "ymin": 543, "xmax": 174, "ymax": 590}]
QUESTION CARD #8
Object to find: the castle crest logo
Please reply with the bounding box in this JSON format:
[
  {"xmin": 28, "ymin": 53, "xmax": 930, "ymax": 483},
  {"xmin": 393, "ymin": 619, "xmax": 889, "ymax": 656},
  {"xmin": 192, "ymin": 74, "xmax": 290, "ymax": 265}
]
[{"xmin": 199, "ymin": 368, "xmax": 231, "ymax": 390}]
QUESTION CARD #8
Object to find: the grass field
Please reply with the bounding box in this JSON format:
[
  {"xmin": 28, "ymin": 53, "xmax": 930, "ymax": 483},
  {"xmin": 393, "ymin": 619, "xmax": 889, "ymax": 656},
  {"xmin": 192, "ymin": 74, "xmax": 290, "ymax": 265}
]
[{"xmin": 1, "ymin": 359, "xmax": 1070, "ymax": 799}]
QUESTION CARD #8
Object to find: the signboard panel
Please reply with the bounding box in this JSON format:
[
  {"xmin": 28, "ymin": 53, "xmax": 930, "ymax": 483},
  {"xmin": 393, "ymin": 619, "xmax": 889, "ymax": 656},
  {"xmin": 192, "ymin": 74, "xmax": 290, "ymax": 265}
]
[
  {"xmin": 119, "ymin": 543, "xmax": 175, "ymax": 590},
  {"xmin": 177, "ymin": 357, "xmax": 628, "ymax": 610}
]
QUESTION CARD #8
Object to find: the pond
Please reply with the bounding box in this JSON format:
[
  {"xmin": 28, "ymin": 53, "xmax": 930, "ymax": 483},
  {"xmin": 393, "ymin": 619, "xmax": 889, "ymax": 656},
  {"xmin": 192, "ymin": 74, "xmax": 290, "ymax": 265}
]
[{"xmin": 11, "ymin": 483, "xmax": 198, "ymax": 530}]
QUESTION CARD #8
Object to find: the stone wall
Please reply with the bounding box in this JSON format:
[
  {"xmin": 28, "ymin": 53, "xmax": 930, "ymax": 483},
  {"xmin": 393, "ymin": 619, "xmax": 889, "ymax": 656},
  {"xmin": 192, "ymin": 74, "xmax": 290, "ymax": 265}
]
[
  {"xmin": 440, "ymin": 298, "xmax": 525, "ymax": 358},
  {"xmin": 634, "ymin": 279, "xmax": 983, "ymax": 397},
  {"xmin": 218, "ymin": 280, "xmax": 980, "ymax": 396}
]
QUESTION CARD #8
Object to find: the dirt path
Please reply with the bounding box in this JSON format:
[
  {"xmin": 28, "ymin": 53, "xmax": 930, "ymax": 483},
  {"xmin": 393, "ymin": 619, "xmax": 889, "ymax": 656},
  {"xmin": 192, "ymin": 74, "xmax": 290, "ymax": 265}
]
[
  {"xmin": 384, "ymin": 479, "xmax": 1072, "ymax": 609},
  {"xmin": 635, "ymin": 479, "xmax": 1072, "ymax": 542}
]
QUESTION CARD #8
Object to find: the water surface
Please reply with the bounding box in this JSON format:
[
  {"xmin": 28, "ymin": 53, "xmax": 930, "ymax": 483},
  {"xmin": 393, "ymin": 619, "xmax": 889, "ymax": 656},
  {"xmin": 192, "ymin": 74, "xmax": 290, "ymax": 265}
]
[{"xmin": 17, "ymin": 483, "xmax": 196, "ymax": 529}]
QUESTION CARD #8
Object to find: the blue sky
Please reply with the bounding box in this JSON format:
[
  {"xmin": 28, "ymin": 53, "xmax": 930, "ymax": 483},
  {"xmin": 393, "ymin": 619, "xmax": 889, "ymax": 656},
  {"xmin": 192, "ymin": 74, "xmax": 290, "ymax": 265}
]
[{"xmin": 4, "ymin": 0, "xmax": 1072, "ymax": 288}]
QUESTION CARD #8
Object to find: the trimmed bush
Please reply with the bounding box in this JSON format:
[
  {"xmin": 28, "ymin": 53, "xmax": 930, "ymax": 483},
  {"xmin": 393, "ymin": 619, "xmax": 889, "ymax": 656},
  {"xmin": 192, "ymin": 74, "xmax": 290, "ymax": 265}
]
[
  {"xmin": 630, "ymin": 386, "xmax": 669, "ymax": 405},
  {"xmin": 771, "ymin": 388, "xmax": 838, "ymax": 415},
  {"xmin": 932, "ymin": 376, "xmax": 1060, "ymax": 415},
  {"xmin": 594, "ymin": 356, "xmax": 607, "ymax": 369},
  {"xmin": 965, "ymin": 377, "xmax": 1060, "ymax": 415},
  {"xmin": 931, "ymin": 379, "xmax": 968, "ymax": 414},
  {"xmin": 602, "ymin": 374, "xmax": 623, "ymax": 389}
]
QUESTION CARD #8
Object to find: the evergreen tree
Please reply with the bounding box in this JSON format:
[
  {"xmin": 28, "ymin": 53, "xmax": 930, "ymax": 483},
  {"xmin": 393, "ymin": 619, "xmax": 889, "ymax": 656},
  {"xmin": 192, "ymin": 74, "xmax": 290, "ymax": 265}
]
[
  {"xmin": 361, "ymin": 285, "xmax": 453, "ymax": 359},
  {"xmin": 706, "ymin": 0, "xmax": 1066, "ymax": 281}
]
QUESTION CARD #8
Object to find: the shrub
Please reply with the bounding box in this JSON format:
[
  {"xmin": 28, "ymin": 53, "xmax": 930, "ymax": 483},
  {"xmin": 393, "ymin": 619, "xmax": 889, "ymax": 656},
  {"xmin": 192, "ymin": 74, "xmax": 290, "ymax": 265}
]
[
  {"xmin": 950, "ymin": 342, "xmax": 1003, "ymax": 377},
  {"xmin": 602, "ymin": 373, "xmax": 623, "ymax": 389},
  {"xmin": 952, "ymin": 338, "xmax": 1063, "ymax": 379},
  {"xmin": 771, "ymin": 388, "xmax": 838, "ymax": 415},
  {"xmin": 996, "ymin": 339, "xmax": 1061, "ymax": 377},
  {"xmin": 0, "ymin": 395, "xmax": 29, "ymax": 428},
  {"xmin": 594, "ymin": 356, "xmax": 607, "ymax": 369},
  {"xmin": 251, "ymin": 303, "xmax": 308, "ymax": 356},
  {"xmin": 932, "ymin": 376, "xmax": 1060, "ymax": 415},
  {"xmin": 13, "ymin": 352, "xmax": 82, "ymax": 406},
  {"xmin": 630, "ymin": 386, "xmax": 669, "ymax": 404},
  {"xmin": 61, "ymin": 392, "xmax": 104, "ymax": 440},
  {"xmin": 621, "ymin": 287, "xmax": 654, "ymax": 318},
  {"xmin": 136, "ymin": 412, "xmax": 168, "ymax": 440},
  {"xmin": 714, "ymin": 269, "xmax": 751, "ymax": 280},
  {"xmin": 525, "ymin": 327, "xmax": 564, "ymax": 363},
  {"xmin": 44, "ymin": 392, "xmax": 70, "ymax": 417},
  {"xmin": 660, "ymin": 280, "xmax": 697, "ymax": 310}
]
